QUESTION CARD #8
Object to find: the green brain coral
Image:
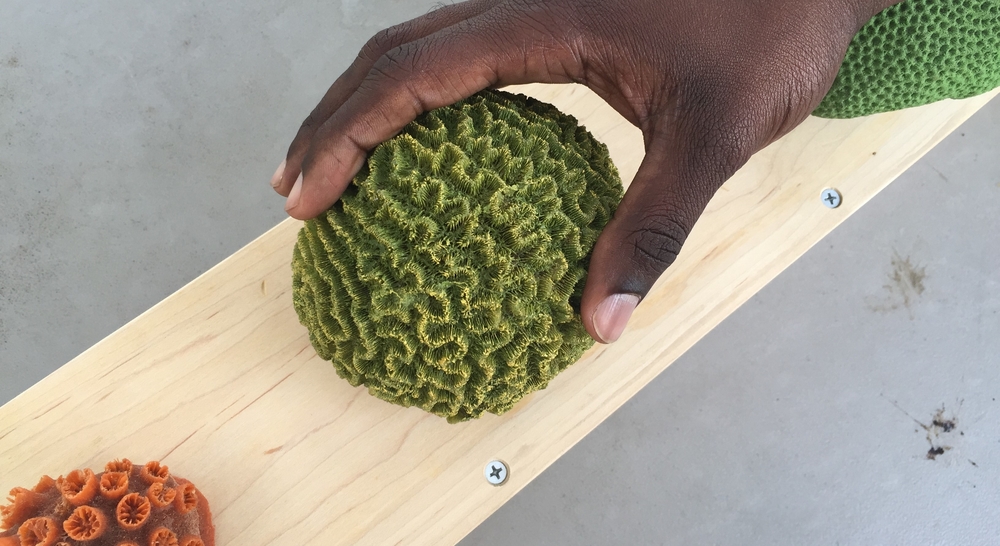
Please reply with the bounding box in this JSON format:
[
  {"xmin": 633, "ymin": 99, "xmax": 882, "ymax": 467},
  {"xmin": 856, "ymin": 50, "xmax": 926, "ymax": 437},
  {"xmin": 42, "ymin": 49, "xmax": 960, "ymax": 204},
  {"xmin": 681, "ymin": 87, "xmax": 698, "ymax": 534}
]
[
  {"xmin": 815, "ymin": 0, "xmax": 1000, "ymax": 118},
  {"xmin": 292, "ymin": 89, "xmax": 623, "ymax": 422}
]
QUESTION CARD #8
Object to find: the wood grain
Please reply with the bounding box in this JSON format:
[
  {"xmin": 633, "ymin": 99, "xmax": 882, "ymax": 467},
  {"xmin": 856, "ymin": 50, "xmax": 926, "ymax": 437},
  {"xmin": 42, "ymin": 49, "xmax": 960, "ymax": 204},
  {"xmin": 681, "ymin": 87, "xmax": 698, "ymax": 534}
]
[{"xmin": 1, "ymin": 84, "xmax": 996, "ymax": 545}]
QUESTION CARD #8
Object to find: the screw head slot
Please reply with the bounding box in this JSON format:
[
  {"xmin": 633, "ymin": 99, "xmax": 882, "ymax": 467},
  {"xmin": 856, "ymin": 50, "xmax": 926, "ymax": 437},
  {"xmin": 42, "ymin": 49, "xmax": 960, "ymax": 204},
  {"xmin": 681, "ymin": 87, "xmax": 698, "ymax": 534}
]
[
  {"xmin": 822, "ymin": 188, "xmax": 843, "ymax": 208},
  {"xmin": 484, "ymin": 460, "xmax": 509, "ymax": 486}
]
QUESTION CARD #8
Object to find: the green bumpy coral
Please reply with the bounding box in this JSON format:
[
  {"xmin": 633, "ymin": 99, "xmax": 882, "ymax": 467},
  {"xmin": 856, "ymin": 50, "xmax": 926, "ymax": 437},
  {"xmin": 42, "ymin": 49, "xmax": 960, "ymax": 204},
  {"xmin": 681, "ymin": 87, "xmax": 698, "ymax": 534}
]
[
  {"xmin": 815, "ymin": 0, "xmax": 1000, "ymax": 118},
  {"xmin": 292, "ymin": 90, "xmax": 623, "ymax": 423}
]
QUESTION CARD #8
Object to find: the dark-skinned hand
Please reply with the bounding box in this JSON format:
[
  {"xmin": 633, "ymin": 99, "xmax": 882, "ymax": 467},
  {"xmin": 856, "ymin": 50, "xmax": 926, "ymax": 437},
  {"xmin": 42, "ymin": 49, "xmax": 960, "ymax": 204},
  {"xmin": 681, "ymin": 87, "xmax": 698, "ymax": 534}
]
[{"xmin": 271, "ymin": 0, "xmax": 900, "ymax": 344}]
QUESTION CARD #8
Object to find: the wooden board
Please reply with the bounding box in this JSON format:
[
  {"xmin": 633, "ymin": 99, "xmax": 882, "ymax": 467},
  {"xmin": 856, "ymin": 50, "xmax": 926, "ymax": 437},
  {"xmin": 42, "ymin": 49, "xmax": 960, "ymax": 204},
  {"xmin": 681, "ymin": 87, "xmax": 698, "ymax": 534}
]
[{"xmin": 1, "ymin": 84, "xmax": 996, "ymax": 545}]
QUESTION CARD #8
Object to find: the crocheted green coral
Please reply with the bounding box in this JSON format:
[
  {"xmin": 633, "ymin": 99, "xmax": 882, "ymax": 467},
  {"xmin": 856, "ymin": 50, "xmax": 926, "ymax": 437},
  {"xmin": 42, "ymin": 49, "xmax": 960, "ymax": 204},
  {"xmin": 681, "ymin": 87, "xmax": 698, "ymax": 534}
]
[
  {"xmin": 816, "ymin": 0, "xmax": 1000, "ymax": 118},
  {"xmin": 292, "ymin": 89, "xmax": 623, "ymax": 423}
]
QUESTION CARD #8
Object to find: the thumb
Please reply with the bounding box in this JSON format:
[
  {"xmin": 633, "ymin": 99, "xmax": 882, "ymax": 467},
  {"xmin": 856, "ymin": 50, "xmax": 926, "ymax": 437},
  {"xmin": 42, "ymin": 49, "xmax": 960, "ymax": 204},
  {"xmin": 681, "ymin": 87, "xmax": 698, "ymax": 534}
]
[{"xmin": 580, "ymin": 133, "xmax": 744, "ymax": 344}]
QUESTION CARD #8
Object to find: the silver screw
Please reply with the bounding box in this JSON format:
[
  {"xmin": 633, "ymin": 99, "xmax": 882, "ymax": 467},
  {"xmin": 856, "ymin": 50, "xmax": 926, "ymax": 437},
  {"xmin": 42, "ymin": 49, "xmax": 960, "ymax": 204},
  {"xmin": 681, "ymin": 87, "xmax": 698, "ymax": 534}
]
[
  {"xmin": 821, "ymin": 188, "xmax": 842, "ymax": 208},
  {"xmin": 484, "ymin": 460, "xmax": 509, "ymax": 486}
]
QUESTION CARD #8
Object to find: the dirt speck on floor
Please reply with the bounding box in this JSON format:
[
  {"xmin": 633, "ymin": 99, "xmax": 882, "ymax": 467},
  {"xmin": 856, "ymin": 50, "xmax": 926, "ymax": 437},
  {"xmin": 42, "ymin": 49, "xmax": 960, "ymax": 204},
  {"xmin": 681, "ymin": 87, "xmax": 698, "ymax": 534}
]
[
  {"xmin": 927, "ymin": 446, "xmax": 949, "ymax": 460},
  {"xmin": 932, "ymin": 417, "xmax": 956, "ymax": 433},
  {"xmin": 883, "ymin": 396, "xmax": 963, "ymax": 462},
  {"xmin": 922, "ymin": 405, "xmax": 961, "ymax": 461},
  {"xmin": 868, "ymin": 251, "xmax": 926, "ymax": 314}
]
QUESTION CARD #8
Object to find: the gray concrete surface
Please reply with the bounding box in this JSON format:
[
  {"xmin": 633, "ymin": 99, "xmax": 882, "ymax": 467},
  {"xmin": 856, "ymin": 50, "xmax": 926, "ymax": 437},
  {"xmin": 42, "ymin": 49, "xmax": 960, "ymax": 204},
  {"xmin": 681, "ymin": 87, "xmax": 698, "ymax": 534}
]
[{"xmin": 2, "ymin": 1, "xmax": 998, "ymax": 544}]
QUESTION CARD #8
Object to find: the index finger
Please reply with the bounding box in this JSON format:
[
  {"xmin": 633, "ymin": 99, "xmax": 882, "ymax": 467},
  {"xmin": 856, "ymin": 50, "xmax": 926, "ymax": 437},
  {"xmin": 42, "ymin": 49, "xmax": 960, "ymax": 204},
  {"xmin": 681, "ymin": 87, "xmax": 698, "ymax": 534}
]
[
  {"xmin": 285, "ymin": 9, "xmax": 585, "ymax": 219},
  {"xmin": 273, "ymin": 0, "xmax": 496, "ymax": 196}
]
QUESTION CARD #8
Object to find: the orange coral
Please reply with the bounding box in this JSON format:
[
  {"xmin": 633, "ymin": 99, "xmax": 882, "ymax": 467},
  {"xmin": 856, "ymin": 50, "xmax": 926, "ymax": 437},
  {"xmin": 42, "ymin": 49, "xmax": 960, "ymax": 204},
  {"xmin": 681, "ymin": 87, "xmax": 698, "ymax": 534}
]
[
  {"xmin": 63, "ymin": 506, "xmax": 106, "ymax": 541},
  {"xmin": 173, "ymin": 484, "xmax": 197, "ymax": 516},
  {"xmin": 58, "ymin": 470, "xmax": 98, "ymax": 507},
  {"xmin": 3, "ymin": 494, "xmax": 33, "ymax": 530},
  {"xmin": 2, "ymin": 476, "xmax": 59, "ymax": 531},
  {"xmin": 146, "ymin": 484, "xmax": 175, "ymax": 509},
  {"xmin": 99, "ymin": 472, "xmax": 129, "ymax": 501},
  {"xmin": 104, "ymin": 460, "xmax": 132, "ymax": 474},
  {"xmin": 148, "ymin": 528, "xmax": 178, "ymax": 546},
  {"xmin": 115, "ymin": 494, "xmax": 150, "ymax": 531},
  {"xmin": 0, "ymin": 460, "xmax": 213, "ymax": 546},
  {"xmin": 139, "ymin": 463, "xmax": 168, "ymax": 485},
  {"xmin": 17, "ymin": 517, "xmax": 58, "ymax": 546}
]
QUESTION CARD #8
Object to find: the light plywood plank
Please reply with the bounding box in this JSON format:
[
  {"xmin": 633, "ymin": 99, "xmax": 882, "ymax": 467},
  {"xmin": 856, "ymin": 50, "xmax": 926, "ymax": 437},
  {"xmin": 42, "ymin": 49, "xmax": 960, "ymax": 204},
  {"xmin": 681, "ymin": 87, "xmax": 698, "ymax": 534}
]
[{"xmin": 1, "ymin": 84, "xmax": 996, "ymax": 545}]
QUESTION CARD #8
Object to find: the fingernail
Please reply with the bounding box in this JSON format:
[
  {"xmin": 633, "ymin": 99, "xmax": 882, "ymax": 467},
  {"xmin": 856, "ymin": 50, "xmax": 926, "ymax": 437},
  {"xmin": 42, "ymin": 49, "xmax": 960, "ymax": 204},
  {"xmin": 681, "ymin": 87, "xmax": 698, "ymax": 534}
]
[
  {"xmin": 592, "ymin": 293, "xmax": 640, "ymax": 344},
  {"xmin": 270, "ymin": 159, "xmax": 286, "ymax": 188},
  {"xmin": 285, "ymin": 174, "xmax": 302, "ymax": 212}
]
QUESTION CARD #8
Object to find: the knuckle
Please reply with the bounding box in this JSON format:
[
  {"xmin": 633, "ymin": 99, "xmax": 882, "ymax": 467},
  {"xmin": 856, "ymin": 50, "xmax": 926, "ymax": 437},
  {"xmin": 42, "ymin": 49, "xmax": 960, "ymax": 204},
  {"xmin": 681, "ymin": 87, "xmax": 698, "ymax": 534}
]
[
  {"xmin": 300, "ymin": 107, "xmax": 324, "ymax": 132},
  {"xmin": 371, "ymin": 43, "xmax": 422, "ymax": 80},
  {"xmin": 360, "ymin": 22, "xmax": 414, "ymax": 63},
  {"xmin": 293, "ymin": 107, "xmax": 327, "ymax": 147},
  {"xmin": 628, "ymin": 214, "xmax": 690, "ymax": 271}
]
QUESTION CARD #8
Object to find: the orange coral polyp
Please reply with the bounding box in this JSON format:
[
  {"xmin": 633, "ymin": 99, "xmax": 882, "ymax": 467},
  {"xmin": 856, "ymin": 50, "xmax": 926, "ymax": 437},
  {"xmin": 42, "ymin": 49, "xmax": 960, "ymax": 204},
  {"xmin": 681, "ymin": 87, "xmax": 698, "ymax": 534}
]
[
  {"xmin": 35, "ymin": 477, "xmax": 58, "ymax": 494},
  {"xmin": 59, "ymin": 469, "xmax": 98, "ymax": 506},
  {"xmin": 3, "ymin": 476, "xmax": 59, "ymax": 530},
  {"xmin": 115, "ymin": 493, "xmax": 151, "ymax": 531},
  {"xmin": 173, "ymin": 484, "xmax": 197, "ymax": 515},
  {"xmin": 6, "ymin": 488, "xmax": 28, "ymax": 501},
  {"xmin": 2, "ymin": 488, "xmax": 31, "ymax": 530},
  {"xmin": 17, "ymin": 517, "xmax": 58, "ymax": 546},
  {"xmin": 63, "ymin": 505, "xmax": 107, "ymax": 541},
  {"xmin": 147, "ymin": 484, "xmax": 176, "ymax": 509},
  {"xmin": 139, "ymin": 463, "xmax": 169, "ymax": 485},
  {"xmin": 105, "ymin": 459, "xmax": 133, "ymax": 474},
  {"xmin": 148, "ymin": 527, "xmax": 178, "ymax": 546},
  {"xmin": 99, "ymin": 472, "xmax": 129, "ymax": 500},
  {"xmin": 179, "ymin": 537, "xmax": 204, "ymax": 546}
]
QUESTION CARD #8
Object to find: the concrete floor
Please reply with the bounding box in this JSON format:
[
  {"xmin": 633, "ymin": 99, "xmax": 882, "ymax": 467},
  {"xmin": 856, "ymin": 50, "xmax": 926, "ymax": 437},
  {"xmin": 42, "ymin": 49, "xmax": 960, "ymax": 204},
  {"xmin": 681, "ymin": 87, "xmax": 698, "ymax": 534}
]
[{"xmin": 2, "ymin": 1, "xmax": 998, "ymax": 544}]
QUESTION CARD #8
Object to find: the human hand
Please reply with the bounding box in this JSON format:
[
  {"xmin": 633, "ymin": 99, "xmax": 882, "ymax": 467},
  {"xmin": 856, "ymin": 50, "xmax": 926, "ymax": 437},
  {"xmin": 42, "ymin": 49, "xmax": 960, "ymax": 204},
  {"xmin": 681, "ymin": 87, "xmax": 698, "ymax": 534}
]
[{"xmin": 271, "ymin": 0, "xmax": 899, "ymax": 343}]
